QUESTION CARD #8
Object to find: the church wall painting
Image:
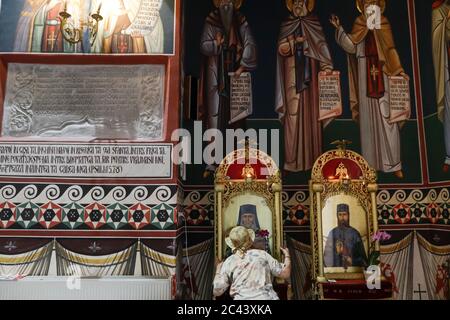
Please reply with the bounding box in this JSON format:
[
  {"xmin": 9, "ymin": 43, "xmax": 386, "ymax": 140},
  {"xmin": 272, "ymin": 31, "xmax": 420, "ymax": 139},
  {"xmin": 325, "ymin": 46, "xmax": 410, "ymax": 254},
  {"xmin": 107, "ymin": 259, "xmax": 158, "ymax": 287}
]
[
  {"xmin": 0, "ymin": 238, "xmax": 178, "ymax": 280},
  {"xmin": 275, "ymin": 0, "xmax": 336, "ymax": 173},
  {"xmin": 330, "ymin": 0, "xmax": 412, "ymax": 180},
  {"xmin": 0, "ymin": 0, "xmax": 448, "ymax": 300},
  {"xmin": 182, "ymin": 0, "xmax": 427, "ymax": 186},
  {"xmin": 415, "ymin": 0, "xmax": 450, "ymax": 183},
  {"xmin": 322, "ymin": 195, "xmax": 369, "ymax": 273},
  {"xmin": 0, "ymin": 183, "xmax": 178, "ymax": 232},
  {"xmin": 180, "ymin": 186, "xmax": 450, "ymax": 299},
  {"xmin": 222, "ymin": 196, "xmax": 273, "ymax": 255},
  {"xmin": 0, "ymin": 3, "xmax": 182, "ymax": 261},
  {"xmin": 0, "ymin": 0, "xmax": 176, "ymax": 55},
  {"xmin": 0, "ymin": 0, "xmax": 184, "ymax": 299}
]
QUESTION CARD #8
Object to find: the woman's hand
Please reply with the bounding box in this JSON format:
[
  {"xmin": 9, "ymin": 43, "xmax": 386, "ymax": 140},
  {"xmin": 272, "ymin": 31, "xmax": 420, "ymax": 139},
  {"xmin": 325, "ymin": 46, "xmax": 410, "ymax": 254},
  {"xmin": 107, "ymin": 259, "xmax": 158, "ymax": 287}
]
[
  {"xmin": 279, "ymin": 247, "xmax": 292, "ymax": 280},
  {"xmin": 215, "ymin": 258, "xmax": 223, "ymax": 273},
  {"xmin": 281, "ymin": 247, "xmax": 290, "ymax": 258}
]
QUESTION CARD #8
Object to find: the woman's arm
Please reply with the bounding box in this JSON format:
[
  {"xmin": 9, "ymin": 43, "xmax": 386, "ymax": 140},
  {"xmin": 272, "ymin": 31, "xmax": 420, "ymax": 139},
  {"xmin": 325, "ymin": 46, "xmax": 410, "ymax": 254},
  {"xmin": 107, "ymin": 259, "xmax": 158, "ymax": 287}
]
[
  {"xmin": 277, "ymin": 247, "xmax": 291, "ymax": 280},
  {"xmin": 212, "ymin": 261, "xmax": 230, "ymax": 297},
  {"xmin": 267, "ymin": 248, "xmax": 291, "ymax": 280}
]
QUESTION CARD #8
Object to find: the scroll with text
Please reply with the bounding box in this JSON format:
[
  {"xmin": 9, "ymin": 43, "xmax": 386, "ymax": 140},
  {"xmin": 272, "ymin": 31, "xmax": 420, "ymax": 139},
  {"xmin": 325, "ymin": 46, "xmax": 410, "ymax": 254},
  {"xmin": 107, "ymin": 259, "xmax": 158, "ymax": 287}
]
[
  {"xmin": 388, "ymin": 76, "xmax": 411, "ymax": 123},
  {"xmin": 318, "ymin": 71, "xmax": 342, "ymax": 121},
  {"xmin": 229, "ymin": 72, "xmax": 253, "ymax": 124}
]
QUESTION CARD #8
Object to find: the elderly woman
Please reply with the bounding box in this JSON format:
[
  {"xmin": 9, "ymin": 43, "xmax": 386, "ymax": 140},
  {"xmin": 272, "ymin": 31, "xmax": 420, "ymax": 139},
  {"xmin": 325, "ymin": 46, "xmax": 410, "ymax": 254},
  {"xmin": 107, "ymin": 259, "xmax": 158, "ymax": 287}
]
[{"xmin": 213, "ymin": 226, "xmax": 291, "ymax": 300}]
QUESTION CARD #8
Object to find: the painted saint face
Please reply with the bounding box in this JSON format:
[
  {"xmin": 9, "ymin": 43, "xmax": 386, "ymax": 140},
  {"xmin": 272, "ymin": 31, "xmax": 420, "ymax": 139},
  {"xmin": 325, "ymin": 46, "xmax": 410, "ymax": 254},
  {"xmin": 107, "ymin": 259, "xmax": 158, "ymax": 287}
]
[
  {"xmin": 219, "ymin": 0, "xmax": 233, "ymax": 10},
  {"xmin": 337, "ymin": 211, "xmax": 350, "ymax": 227},
  {"xmin": 293, "ymin": 0, "xmax": 307, "ymax": 17},
  {"xmin": 241, "ymin": 213, "xmax": 256, "ymax": 229}
]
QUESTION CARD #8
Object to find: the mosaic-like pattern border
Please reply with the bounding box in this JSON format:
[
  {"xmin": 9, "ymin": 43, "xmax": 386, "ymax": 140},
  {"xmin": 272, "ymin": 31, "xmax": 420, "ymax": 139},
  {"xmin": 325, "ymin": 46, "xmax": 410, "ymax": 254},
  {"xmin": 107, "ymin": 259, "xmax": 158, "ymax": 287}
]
[
  {"xmin": 0, "ymin": 184, "xmax": 178, "ymax": 230},
  {"xmin": 181, "ymin": 188, "xmax": 450, "ymax": 226}
]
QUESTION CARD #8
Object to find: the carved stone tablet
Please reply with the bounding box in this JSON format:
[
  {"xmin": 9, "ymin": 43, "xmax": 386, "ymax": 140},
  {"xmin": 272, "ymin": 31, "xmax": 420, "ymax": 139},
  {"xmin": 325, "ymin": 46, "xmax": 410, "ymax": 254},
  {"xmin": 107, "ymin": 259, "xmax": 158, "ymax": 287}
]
[{"xmin": 2, "ymin": 63, "xmax": 165, "ymax": 140}]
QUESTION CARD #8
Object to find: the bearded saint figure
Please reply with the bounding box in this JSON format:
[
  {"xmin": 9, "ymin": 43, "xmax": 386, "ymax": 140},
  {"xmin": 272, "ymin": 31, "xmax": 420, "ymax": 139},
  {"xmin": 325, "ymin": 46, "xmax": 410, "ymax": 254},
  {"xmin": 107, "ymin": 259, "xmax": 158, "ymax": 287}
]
[{"xmin": 330, "ymin": 0, "xmax": 410, "ymax": 179}]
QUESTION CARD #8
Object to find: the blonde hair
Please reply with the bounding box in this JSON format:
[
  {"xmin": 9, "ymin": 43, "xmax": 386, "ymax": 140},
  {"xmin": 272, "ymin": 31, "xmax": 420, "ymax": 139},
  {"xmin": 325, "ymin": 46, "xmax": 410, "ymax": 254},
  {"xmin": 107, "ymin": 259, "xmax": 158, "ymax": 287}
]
[{"xmin": 226, "ymin": 226, "xmax": 255, "ymax": 258}]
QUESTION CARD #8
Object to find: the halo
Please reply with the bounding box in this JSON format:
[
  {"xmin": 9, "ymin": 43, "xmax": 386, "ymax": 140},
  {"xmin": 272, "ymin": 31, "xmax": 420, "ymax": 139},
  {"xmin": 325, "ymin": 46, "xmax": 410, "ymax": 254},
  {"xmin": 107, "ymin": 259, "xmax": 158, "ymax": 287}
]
[
  {"xmin": 357, "ymin": 0, "xmax": 386, "ymax": 13},
  {"xmin": 213, "ymin": 0, "xmax": 243, "ymax": 9},
  {"xmin": 286, "ymin": 0, "xmax": 316, "ymax": 13}
]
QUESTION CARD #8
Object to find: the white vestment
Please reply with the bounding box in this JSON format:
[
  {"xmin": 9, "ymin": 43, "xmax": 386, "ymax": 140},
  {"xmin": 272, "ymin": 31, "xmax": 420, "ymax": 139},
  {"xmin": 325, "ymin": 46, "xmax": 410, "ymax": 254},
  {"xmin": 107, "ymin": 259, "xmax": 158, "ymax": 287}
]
[{"xmin": 336, "ymin": 26, "xmax": 402, "ymax": 172}]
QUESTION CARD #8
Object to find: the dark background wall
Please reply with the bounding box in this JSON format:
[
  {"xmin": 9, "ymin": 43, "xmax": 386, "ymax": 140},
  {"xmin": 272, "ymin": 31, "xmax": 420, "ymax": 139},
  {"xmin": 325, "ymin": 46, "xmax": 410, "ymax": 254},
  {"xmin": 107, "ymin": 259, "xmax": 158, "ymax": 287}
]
[
  {"xmin": 183, "ymin": 0, "xmax": 416, "ymax": 119},
  {"xmin": 182, "ymin": 0, "xmax": 441, "ymax": 186}
]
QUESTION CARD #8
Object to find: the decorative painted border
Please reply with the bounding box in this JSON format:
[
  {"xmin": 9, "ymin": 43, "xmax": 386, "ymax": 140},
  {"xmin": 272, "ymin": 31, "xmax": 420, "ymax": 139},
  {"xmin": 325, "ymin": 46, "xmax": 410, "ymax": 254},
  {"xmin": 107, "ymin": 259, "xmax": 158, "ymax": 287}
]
[
  {"xmin": 181, "ymin": 187, "xmax": 450, "ymax": 226},
  {"xmin": 0, "ymin": 184, "xmax": 178, "ymax": 230}
]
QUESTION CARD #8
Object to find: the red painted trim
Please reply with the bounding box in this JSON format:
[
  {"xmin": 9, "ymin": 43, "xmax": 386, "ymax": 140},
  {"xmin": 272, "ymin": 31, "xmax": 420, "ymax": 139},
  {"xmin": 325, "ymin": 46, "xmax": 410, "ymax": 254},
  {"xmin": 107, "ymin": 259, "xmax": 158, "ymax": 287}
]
[
  {"xmin": 432, "ymin": 0, "xmax": 446, "ymax": 10},
  {"xmin": 407, "ymin": 0, "xmax": 429, "ymax": 184}
]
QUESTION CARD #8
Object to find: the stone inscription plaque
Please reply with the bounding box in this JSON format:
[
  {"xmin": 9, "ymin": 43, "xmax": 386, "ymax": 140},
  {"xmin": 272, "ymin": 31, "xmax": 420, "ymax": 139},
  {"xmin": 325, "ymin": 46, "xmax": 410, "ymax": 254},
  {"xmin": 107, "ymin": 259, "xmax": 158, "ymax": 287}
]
[
  {"xmin": 2, "ymin": 63, "xmax": 165, "ymax": 140},
  {"xmin": 0, "ymin": 143, "xmax": 172, "ymax": 179}
]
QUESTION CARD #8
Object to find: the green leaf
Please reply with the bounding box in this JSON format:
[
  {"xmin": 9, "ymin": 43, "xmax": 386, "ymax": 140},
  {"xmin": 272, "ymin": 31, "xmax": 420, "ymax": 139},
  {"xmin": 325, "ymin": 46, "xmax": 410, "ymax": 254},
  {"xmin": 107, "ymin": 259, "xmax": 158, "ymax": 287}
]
[{"xmin": 368, "ymin": 251, "xmax": 381, "ymax": 266}]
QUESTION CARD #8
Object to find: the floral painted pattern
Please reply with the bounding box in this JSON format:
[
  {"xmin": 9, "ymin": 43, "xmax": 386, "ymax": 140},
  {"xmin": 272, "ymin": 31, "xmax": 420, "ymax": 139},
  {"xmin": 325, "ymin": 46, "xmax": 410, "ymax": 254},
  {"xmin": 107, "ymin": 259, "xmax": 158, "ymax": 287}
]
[{"xmin": 213, "ymin": 249, "xmax": 285, "ymax": 300}]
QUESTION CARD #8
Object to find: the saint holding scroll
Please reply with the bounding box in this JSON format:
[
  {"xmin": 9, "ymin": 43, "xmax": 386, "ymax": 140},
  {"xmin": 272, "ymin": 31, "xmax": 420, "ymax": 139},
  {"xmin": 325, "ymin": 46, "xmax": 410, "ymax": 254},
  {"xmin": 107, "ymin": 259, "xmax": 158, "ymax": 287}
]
[
  {"xmin": 100, "ymin": 0, "xmax": 164, "ymax": 54},
  {"xmin": 275, "ymin": 0, "xmax": 334, "ymax": 172},
  {"xmin": 331, "ymin": 0, "xmax": 410, "ymax": 179},
  {"xmin": 198, "ymin": 0, "xmax": 257, "ymax": 176}
]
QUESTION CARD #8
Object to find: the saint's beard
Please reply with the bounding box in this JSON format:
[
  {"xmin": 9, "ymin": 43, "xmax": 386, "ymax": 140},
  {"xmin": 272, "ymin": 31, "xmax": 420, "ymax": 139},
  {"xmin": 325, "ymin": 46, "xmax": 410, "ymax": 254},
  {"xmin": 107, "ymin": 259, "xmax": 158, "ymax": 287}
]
[
  {"xmin": 220, "ymin": 4, "xmax": 234, "ymax": 34},
  {"xmin": 338, "ymin": 220, "xmax": 349, "ymax": 228},
  {"xmin": 293, "ymin": 3, "xmax": 308, "ymax": 17}
]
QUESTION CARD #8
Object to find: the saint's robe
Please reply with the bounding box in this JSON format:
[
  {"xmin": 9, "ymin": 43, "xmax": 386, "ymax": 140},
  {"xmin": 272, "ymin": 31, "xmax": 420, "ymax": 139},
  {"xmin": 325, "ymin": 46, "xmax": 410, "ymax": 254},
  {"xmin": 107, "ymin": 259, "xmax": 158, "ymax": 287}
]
[
  {"xmin": 324, "ymin": 226, "xmax": 368, "ymax": 268},
  {"xmin": 275, "ymin": 13, "xmax": 333, "ymax": 172},
  {"xmin": 14, "ymin": 0, "xmax": 47, "ymax": 52},
  {"xmin": 40, "ymin": 1, "xmax": 64, "ymax": 52},
  {"xmin": 198, "ymin": 9, "xmax": 257, "ymax": 132},
  {"xmin": 336, "ymin": 15, "xmax": 406, "ymax": 173},
  {"xmin": 432, "ymin": 0, "xmax": 450, "ymax": 166}
]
